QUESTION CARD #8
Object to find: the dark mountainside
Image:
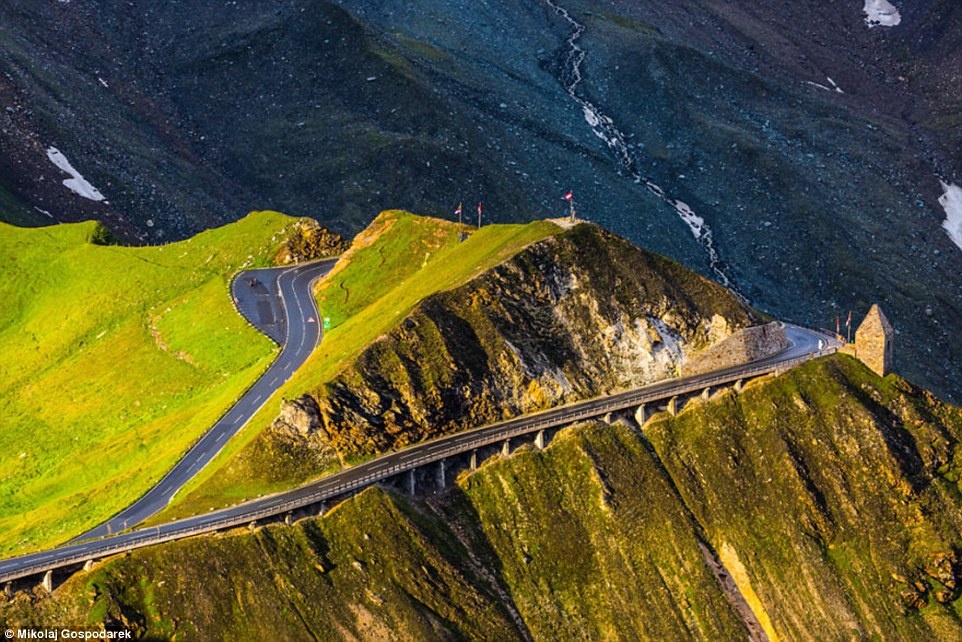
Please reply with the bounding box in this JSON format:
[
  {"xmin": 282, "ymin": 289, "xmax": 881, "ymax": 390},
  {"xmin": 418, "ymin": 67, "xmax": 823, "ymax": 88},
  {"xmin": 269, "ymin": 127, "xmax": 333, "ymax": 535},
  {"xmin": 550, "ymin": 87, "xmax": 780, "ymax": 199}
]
[
  {"xmin": 4, "ymin": 357, "xmax": 962, "ymax": 640},
  {"xmin": 0, "ymin": 0, "xmax": 960, "ymax": 400}
]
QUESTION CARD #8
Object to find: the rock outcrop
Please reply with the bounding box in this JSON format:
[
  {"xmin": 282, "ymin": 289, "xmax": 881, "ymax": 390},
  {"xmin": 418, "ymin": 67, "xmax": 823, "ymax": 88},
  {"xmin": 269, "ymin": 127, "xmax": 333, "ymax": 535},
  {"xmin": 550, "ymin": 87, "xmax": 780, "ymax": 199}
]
[
  {"xmin": 274, "ymin": 218, "xmax": 349, "ymax": 265},
  {"xmin": 265, "ymin": 396, "xmax": 340, "ymax": 471}
]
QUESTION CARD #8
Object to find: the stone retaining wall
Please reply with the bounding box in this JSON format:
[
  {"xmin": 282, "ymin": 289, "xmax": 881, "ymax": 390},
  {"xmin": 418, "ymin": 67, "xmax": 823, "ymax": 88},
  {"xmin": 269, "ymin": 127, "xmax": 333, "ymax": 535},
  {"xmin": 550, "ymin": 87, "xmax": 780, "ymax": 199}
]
[{"xmin": 683, "ymin": 322, "xmax": 789, "ymax": 376}]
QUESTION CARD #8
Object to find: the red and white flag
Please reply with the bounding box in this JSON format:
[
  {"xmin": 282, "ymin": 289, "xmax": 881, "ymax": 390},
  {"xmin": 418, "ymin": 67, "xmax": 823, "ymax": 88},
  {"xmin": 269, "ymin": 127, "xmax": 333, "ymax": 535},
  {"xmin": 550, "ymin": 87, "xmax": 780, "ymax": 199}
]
[
  {"xmin": 846, "ymin": 311, "xmax": 852, "ymax": 328},
  {"xmin": 564, "ymin": 190, "xmax": 573, "ymax": 202},
  {"xmin": 836, "ymin": 316, "xmax": 840, "ymax": 335},
  {"xmin": 455, "ymin": 202, "xmax": 462, "ymax": 215},
  {"xmin": 477, "ymin": 202, "xmax": 483, "ymax": 216}
]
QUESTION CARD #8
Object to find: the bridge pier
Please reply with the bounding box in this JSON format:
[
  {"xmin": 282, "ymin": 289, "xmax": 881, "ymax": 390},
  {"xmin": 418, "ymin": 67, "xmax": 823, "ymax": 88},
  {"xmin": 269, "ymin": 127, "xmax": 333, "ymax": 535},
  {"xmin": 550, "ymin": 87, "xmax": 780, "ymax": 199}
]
[
  {"xmin": 601, "ymin": 412, "xmax": 614, "ymax": 425},
  {"xmin": 534, "ymin": 430, "xmax": 545, "ymax": 450},
  {"xmin": 317, "ymin": 502, "xmax": 327, "ymax": 517},
  {"xmin": 407, "ymin": 469, "xmax": 416, "ymax": 497},
  {"xmin": 734, "ymin": 379, "xmax": 744, "ymax": 393},
  {"xmin": 502, "ymin": 439, "xmax": 511, "ymax": 457},
  {"xmin": 437, "ymin": 460, "xmax": 446, "ymax": 490},
  {"xmin": 284, "ymin": 512, "xmax": 293, "ymax": 526},
  {"xmin": 701, "ymin": 387, "xmax": 711, "ymax": 401},
  {"xmin": 667, "ymin": 396, "xmax": 679, "ymax": 416},
  {"xmin": 41, "ymin": 570, "xmax": 53, "ymax": 594},
  {"xmin": 634, "ymin": 404, "xmax": 647, "ymax": 426},
  {"xmin": 470, "ymin": 450, "xmax": 478, "ymax": 470},
  {"xmin": 83, "ymin": 560, "xmax": 95, "ymax": 572}
]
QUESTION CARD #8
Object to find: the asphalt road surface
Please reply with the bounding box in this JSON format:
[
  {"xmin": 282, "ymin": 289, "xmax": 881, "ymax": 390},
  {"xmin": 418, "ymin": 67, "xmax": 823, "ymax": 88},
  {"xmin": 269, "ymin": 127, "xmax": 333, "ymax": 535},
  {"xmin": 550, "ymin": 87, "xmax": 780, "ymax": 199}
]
[
  {"xmin": 74, "ymin": 258, "xmax": 338, "ymax": 541},
  {"xmin": 1, "ymin": 323, "xmax": 839, "ymax": 582}
]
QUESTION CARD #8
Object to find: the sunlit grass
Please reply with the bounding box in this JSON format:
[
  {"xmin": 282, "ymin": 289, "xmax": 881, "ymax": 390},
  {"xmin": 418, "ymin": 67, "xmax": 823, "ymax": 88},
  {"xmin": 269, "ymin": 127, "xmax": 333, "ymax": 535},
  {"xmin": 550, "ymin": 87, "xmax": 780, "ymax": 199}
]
[{"xmin": 0, "ymin": 211, "xmax": 298, "ymax": 555}]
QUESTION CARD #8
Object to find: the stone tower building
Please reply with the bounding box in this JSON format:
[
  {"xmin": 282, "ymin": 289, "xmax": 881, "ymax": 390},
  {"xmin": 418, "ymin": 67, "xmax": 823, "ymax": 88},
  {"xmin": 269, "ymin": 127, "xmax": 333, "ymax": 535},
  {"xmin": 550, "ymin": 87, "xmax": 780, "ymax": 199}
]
[{"xmin": 855, "ymin": 304, "xmax": 893, "ymax": 377}]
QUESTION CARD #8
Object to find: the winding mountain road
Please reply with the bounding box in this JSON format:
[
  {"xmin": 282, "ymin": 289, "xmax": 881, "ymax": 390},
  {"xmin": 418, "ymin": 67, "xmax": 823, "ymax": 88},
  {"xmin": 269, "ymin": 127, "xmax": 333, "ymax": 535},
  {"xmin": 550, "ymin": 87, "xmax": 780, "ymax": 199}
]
[
  {"xmin": 74, "ymin": 257, "xmax": 338, "ymax": 541},
  {"xmin": 1, "ymin": 320, "xmax": 839, "ymax": 584}
]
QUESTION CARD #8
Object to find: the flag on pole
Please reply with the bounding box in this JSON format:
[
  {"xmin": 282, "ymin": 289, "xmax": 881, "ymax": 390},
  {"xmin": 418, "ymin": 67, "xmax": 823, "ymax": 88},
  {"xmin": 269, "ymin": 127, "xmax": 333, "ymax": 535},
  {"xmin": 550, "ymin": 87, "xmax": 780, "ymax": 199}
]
[
  {"xmin": 564, "ymin": 190, "xmax": 573, "ymax": 202},
  {"xmin": 846, "ymin": 311, "xmax": 852, "ymax": 328},
  {"xmin": 477, "ymin": 202, "xmax": 483, "ymax": 228},
  {"xmin": 477, "ymin": 202, "xmax": 483, "ymax": 215},
  {"xmin": 836, "ymin": 316, "xmax": 840, "ymax": 335},
  {"xmin": 455, "ymin": 202, "xmax": 462, "ymax": 216}
]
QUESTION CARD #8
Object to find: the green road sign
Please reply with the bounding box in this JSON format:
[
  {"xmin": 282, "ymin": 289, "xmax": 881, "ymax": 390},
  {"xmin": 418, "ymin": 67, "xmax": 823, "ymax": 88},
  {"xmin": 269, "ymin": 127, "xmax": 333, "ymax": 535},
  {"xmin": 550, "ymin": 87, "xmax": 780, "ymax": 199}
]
[{"xmin": 323, "ymin": 317, "xmax": 331, "ymax": 330}]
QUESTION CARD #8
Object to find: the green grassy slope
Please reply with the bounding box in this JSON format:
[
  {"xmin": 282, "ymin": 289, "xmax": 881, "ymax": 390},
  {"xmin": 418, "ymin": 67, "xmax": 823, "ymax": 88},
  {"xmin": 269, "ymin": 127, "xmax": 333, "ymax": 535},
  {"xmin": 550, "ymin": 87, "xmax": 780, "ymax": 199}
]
[
  {"xmin": 0, "ymin": 212, "xmax": 298, "ymax": 556},
  {"xmin": 1, "ymin": 426, "xmax": 747, "ymax": 641},
  {"xmin": 645, "ymin": 356, "xmax": 962, "ymax": 640},
  {"xmin": 161, "ymin": 211, "xmax": 560, "ymax": 516},
  {"xmin": 1, "ymin": 489, "xmax": 522, "ymax": 640},
  {"xmin": 451, "ymin": 424, "xmax": 748, "ymax": 640}
]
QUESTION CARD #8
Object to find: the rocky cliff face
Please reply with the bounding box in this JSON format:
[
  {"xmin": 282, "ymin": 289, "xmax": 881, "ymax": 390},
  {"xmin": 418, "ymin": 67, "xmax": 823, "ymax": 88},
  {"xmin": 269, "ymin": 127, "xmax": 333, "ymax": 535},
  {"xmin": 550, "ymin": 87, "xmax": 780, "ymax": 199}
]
[
  {"xmin": 6, "ymin": 357, "xmax": 961, "ymax": 640},
  {"xmin": 273, "ymin": 218, "xmax": 349, "ymax": 265},
  {"xmin": 310, "ymin": 223, "xmax": 760, "ymax": 459}
]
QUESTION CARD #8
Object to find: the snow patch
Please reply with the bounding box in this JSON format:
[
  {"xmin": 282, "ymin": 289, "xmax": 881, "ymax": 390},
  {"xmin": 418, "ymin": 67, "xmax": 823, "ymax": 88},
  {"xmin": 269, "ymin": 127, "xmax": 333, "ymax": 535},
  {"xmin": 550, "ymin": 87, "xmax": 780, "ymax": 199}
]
[
  {"xmin": 582, "ymin": 105, "xmax": 600, "ymax": 128},
  {"xmin": 673, "ymin": 200, "xmax": 705, "ymax": 240},
  {"xmin": 939, "ymin": 181, "xmax": 962, "ymax": 252},
  {"xmin": 805, "ymin": 78, "xmax": 844, "ymax": 93},
  {"xmin": 863, "ymin": 0, "xmax": 901, "ymax": 28},
  {"xmin": 46, "ymin": 147, "xmax": 105, "ymax": 201}
]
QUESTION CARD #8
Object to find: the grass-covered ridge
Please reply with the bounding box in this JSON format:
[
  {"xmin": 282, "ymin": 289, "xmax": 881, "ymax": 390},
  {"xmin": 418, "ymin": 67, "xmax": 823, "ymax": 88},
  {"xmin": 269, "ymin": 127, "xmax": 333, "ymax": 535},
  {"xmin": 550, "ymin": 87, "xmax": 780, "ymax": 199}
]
[
  {"xmin": 0, "ymin": 212, "xmax": 301, "ymax": 556},
  {"xmin": 162, "ymin": 210, "xmax": 561, "ymax": 515},
  {"xmin": 644, "ymin": 355, "xmax": 962, "ymax": 639}
]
